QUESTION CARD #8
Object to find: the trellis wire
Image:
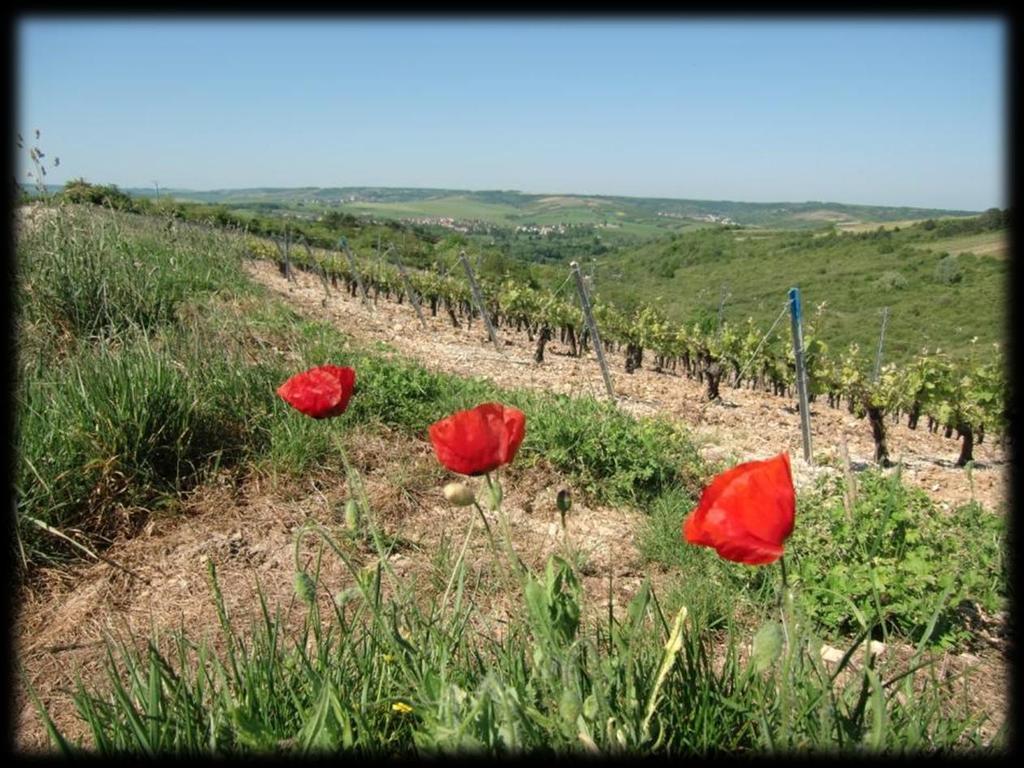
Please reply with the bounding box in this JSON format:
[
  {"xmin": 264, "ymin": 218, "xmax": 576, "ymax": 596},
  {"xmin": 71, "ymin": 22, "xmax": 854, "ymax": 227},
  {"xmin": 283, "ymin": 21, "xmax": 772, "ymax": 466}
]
[
  {"xmin": 337, "ymin": 237, "xmax": 371, "ymax": 307},
  {"xmin": 570, "ymin": 260, "xmax": 615, "ymax": 401},
  {"xmin": 732, "ymin": 301, "xmax": 790, "ymax": 387},
  {"xmin": 550, "ymin": 271, "xmax": 575, "ymax": 299},
  {"xmin": 384, "ymin": 245, "xmax": 428, "ymax": 329}
]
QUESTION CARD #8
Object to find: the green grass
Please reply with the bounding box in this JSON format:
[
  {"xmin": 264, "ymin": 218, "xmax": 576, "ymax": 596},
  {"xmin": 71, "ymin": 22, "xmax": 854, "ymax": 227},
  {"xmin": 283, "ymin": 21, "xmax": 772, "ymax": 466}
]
[
  {"xmin": 28, "ymin": 530, "xmax": 1002, "ymax": 755},
  {"xmin": 911, "ymin": 231, "xmax": 1007, "ymax": 259},
  {"xmin": 592, "ymin": 226, "xmax": 1007, "ymax": 363}
]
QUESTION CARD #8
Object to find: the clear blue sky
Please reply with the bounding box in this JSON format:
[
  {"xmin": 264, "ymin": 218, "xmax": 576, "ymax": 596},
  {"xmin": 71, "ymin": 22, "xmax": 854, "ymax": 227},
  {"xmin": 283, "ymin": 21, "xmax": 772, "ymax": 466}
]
[{"xmin": 17, "ymin": 17, "xmax": 1006, "ymax": 211}]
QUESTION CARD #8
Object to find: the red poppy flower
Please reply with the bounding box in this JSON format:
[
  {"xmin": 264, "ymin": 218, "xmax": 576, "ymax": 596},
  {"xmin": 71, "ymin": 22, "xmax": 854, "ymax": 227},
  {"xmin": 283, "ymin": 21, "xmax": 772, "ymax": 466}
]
[
  {"xmin": 428, "ymin": 403, "xmax": 526, "ymax": 476},
  {"xmin": 277, "ymin": 365, "xmax": 356, "ymax": 419},
  {"xmin": 682, "ymin": 452, "xmax": 795, "ymax": 565}
]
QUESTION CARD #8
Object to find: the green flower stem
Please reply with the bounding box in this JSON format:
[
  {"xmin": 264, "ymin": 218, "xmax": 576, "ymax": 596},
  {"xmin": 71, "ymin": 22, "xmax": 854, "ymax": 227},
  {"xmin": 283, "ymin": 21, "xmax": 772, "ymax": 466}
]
[
  {"xmin": 472, "ymin": 499, "xmax": 518, "ymax": 592},
  {"xmin": 486, "ymin": 472, "xmax": 528, "ymax": 577},
  {"xmin": 472, "ymin": 500, "xmax": 500, "ymax": 554},
  {"xmin": 777, "ymin": 554, "xmax": 796, "ymax": 743},
  {"xmin": 333, "ymin": 433, "xmax": 398, "ymax": 577},
  {"xmin": 779, "ymin": 556, "xmax": 789, "ymax": 604},
  {"xmin": 779, "ymin": 556, "xmax": 791, "ymax": 646},
  {"xmin": 440, "ymin": 514, "xmax": 477, "ymax": 612}
]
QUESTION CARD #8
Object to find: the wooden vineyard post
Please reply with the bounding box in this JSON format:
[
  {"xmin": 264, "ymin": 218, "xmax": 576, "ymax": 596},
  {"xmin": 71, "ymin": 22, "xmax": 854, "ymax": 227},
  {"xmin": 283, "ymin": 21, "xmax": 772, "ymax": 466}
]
[
  {"xmin": 571, "ymin": 260, "xmax": 615, "ymax": 401},
  {"xmin": 285, "ymin": 227, "xmax": 291, "ymax": 281},
  {"xmin": 276, "ymin": 227, "xmax": 293, "ymax": 282},
  {"xmin": 337, "ymin": 237, "xmax": 371, "ymax": 307},
  {"xmin": 301, "ymin": 237, "xmax": 332, "ymax": 301},
  {"xmin": 788, "ymin": 287, "xmax": 813, "ymax": 464},
  {"xmin": 872, "ymin": 306, "xmax": 889, "ymax": 382},
  {"xmin": 458, "ymin": 250, "xmax": 502, "ymax": 353},
  {"xmin": 388, "ymin": 247, "xmax": 428, "ymax": 329}
]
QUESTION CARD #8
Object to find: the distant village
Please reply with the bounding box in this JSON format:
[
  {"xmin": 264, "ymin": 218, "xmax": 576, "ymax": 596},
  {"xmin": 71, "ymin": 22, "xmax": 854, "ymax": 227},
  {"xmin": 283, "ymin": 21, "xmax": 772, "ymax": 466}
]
[
  {"xmin": 401, "ymin": 216, "xmax": 490, "ymax": 234},
  {"xmin": 656, "ymin": 210, "xmax": 738, "ymax": 226},
  {"xmin": 399, "ymin": 217, "xmax": 586, "ymax": 237}
]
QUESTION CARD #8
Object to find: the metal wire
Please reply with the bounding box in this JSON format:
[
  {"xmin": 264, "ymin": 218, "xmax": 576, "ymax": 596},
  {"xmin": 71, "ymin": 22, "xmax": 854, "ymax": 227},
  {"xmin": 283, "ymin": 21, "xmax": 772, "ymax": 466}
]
[
  {"xmin": 551, "ymin": 271, "xmax": 574, "ymax": 298},
  {"xmin": 733, "ymin": 302, "xmax": 791, "ymax": 387}
]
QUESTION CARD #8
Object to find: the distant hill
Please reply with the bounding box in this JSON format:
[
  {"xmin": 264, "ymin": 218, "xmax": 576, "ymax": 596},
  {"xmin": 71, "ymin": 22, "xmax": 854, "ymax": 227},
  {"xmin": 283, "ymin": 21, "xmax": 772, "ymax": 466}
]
[{"xmin": 120, "ymin": 186, "xmax": 978, "ymax": 233}]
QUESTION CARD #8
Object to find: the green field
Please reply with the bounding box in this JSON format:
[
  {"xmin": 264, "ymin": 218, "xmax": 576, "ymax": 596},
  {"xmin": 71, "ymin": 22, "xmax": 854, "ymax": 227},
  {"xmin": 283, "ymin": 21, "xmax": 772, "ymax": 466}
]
[
  {"xmin": 342, "ymin": 195, "xmax": 524, "ymax": 223},
  {"xmin": 835, "ymin": 219, "xmax": 923, "ymax": 233},
  {"xmin": 55, "ymin": 181, "xmax": 1005, "ymax": 368},
  {"xmin": 138, "ymin": 185, "xmax": 979, "ymax": 235},
  {"xmin": 911, "ymin": 230, "xmax": 1008, "ymax": 259}
]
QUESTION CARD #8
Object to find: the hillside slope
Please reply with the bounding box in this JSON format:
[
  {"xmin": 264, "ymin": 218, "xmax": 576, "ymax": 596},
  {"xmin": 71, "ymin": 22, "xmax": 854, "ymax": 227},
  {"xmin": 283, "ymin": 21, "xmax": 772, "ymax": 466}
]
[
  {"xmin": 127, "ymin": 185, "xmax": 978, "ymax": 231},
  {"xmin": 244, "ymin": 259, "xmax": 1008, "ymax": 514}
]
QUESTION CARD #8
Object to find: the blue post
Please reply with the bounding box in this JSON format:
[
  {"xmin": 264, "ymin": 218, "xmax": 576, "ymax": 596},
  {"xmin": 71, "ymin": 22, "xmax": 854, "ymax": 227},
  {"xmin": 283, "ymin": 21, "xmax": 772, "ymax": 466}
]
[
  {"xmin": 788, "ymin": 288, "xmax": 813, "ymax": 464},
  {"xmin": 872, "ymin": 307, "xmax": 890, "ymax": 382}
]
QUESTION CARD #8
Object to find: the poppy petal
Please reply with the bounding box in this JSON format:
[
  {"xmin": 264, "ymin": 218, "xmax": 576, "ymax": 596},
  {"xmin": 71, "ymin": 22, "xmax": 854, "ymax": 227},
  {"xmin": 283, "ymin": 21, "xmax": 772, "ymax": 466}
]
[
  {"xmin": 430, "ymin": 409, "xmax": 500, "ymax": 475},
  {"xmin": 682, "ymin": 453, "xmax": 795, "ymax": 566},
  {"xmin": 277, "ymin": 365, "xmax": 356, "ymax": 419},
  {"xmin": 499, "ymin": 406, "xmax": 526, "ymax": 464},
  {"xmin": 714, "ymin": 453, "xmax": 794, "ymax": 547},
  {"xmin": 428, "ymin": 403, "xmax": 526, "ymax": 476}
]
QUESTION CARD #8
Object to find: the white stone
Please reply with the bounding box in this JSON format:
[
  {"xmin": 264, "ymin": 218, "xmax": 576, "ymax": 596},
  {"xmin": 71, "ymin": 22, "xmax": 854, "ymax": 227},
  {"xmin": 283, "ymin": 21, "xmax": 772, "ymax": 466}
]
[{"xmin": 820, "ymin": 644, "xmax": 845, "ymax": 664}]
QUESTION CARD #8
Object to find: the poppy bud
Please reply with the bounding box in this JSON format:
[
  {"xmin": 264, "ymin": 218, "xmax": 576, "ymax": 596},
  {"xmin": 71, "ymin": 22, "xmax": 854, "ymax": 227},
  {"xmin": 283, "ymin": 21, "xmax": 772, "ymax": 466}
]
[
  {"xmin": 334, "ymin": 587, "xmax": 360, "ymax": 607},
  {"xmin": 557, "ymin": 489, "xmax": 571, "ymax": 530},
  {"xmin": 559, "ymin": 687, "xmax": 581, "ymax": 724},
  {"xmin": 443, "ymin": 482, "xmax": 476, "ymax": 507},
  {"xmin": 556, "ymin": 489, "xmax": 572, "ymax": 513}
]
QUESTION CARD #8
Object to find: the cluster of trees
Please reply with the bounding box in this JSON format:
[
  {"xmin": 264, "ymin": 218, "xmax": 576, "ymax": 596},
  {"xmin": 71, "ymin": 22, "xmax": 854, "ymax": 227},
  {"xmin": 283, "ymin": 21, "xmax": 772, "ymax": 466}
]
[
  {"xmin": 917, "ymin": 208, "xmax": 1009, "ymax": 236},
  {"xmin": 480, "ymin": 228, "xmax": 615, "ymax": 264},
  {"xmin": 58, "ymin": 178, "xmax": 139, "ymax": 212}
]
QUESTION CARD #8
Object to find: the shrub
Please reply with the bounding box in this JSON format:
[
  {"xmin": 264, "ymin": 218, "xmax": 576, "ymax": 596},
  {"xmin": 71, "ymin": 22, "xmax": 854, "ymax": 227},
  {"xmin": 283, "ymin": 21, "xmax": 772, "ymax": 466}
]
[
  {"xmin": 875, "ymin": 271, "xmax": 907, "ymax": 291},
  {"xmin": 934, "ymin": 254, "xmax": 963, "ymax": 285},
  {"xmin": 788, "ymin": 470, "xmax": 1005, "ymax": 647}
]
